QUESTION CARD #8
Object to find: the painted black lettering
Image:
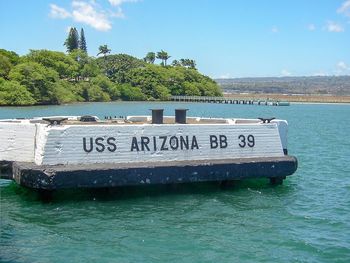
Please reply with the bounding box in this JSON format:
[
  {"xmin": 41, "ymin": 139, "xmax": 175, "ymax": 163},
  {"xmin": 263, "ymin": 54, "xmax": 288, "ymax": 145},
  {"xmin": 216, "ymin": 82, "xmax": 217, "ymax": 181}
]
[
  {"xmin": 191, "ymin": 136, "xmax": 199, "ymax": 150},
  {"xmin": 210, "ymin": 135, "xmax": 218, "ymax": 149},
  {"xmin": 131, "ymin": 137, "xmax": 139, "ymax": 151},
  {"xmin": 159, "ymin": 136, "xmax": 168, "ymax": 151},
  {"xmin": 169, "ymin": 136, "xmax": 179, "ymax": 150},
  {"xmin": 83, "ymin": 137, "xmax": 93, "ymax": 153},
  {"xmin": 238, "ymin": 135, "xmax": 255, "ymax": 148},
  {"xmin": 107, "ymin": 137, "xmax": 117, "ymax": 152},
  {"xmin": 247, "ymin": 135, "xmax": 255, "ymax": 147},
  {"xmin": 219, "ymin": 135, "xmax": 228, "ymax": 148},
  {"xmin": 153, "ymin": 136, "xmax": 157, "ymax": 151},
  {"xmin": 141, "ymin": 136, "xmax": 150, "ymax": 151},
  {"xmin": 238, "ymin": 135, "xmax": 246, "ymax": 148},
  {"xmin": 180, "ymin": 136, "xmax": 189, "ymax": 150},
  {"xmin": 95, "ymin": 137, "xmax": 105, "ymax": 152}
]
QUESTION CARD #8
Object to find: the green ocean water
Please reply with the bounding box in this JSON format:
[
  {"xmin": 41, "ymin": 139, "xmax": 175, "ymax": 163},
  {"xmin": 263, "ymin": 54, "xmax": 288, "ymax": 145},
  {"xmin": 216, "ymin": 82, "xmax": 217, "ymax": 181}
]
[{"xmin": 0, "ymin": 102, "xmax": 349, "ymax": 263}]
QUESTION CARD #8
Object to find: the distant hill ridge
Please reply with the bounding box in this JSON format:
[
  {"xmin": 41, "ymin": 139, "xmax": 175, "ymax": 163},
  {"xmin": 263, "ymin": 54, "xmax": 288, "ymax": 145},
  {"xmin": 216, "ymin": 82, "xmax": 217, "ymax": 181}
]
[{"xmin": 215, "ymin": 76, "xmax": 350, "ymax": 96}]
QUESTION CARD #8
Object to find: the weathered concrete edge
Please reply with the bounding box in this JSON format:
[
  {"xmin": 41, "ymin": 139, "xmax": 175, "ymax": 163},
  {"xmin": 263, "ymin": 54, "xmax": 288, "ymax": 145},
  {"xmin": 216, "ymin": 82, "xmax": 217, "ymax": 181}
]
[
  {"xmin": 11, "ymin": 156, "xmax": 298, "ymax": 190},
  {"xmin": 0, "ymin": 161, "xmax": 13, "ymax": 179}
]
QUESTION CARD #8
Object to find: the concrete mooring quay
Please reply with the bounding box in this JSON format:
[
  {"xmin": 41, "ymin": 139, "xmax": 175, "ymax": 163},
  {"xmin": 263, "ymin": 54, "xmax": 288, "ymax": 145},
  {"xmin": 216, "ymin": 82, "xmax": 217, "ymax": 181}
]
[
  {"xmin": 171, "ymin": 96, "xmax": 290, "ymax": 106},
  {"xmin": 1, "ymin": 156, "xmax": 298, "ymax": 190}
]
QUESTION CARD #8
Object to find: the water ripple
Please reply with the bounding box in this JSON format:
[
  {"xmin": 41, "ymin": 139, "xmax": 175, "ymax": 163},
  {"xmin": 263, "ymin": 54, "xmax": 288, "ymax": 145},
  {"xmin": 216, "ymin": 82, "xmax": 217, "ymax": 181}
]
[{"xmin": 1, "ymin": 102, "xmax": 350, "ymax": 262}]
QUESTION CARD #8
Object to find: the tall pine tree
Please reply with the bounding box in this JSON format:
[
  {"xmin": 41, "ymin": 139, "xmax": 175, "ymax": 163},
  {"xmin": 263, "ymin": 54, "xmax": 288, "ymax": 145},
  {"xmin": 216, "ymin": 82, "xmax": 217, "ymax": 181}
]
[
  {"xmin": 64, "ymin": 27, "xmax": 79, "ymax": 53},
  {"xmin": 79, "ymin": 28, "xmax": 87, "ymax": 53}
]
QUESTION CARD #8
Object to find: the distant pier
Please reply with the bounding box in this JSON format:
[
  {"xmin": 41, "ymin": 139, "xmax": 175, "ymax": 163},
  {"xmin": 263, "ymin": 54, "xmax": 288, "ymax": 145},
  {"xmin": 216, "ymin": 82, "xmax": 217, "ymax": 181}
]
[{"xmin": 171, "ymin": 96, "xmax": 290, "ymax": 106}]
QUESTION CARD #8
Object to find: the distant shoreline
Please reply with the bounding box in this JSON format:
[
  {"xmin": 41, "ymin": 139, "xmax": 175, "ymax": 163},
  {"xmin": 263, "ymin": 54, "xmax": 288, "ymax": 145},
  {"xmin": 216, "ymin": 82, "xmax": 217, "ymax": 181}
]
[
  {"xmin": 223, "ymin": 93, "xmax": 350, "ymax": 104},
  {"xmin": 215, "ymin": 76, "xmax": 350, "ymax": 97}
]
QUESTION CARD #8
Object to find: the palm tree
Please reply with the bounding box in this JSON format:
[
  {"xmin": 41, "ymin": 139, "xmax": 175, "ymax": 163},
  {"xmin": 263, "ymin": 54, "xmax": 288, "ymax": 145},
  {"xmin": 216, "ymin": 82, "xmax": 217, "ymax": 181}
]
[
  {"xmin": 172, "ymin": 60, "xmax": 181, "ymax": 67},
  {"xmin": 188, "ymin": 59, "xmax": 196, "ymax": 69},
  {"xmin": 156, "ymin": 50, "xmax": 171, "ymax": 66},
  {"xmin": 144, "ymin": 52, "xmax": 156, "ymax": 64},
  {"xmin": 179, "ymin": 58, "xmax": 196, "ymax": 69},
  {"xmin": 97, "ymin": 45, "xmax": 111, "ymax": 57}
]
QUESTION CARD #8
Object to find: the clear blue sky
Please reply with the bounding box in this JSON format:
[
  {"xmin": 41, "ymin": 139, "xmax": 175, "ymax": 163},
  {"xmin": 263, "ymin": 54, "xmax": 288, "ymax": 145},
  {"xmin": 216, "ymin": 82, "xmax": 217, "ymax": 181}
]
[{"xmin": 0, "ymin": 0, "xmax": 349, "ymax": 78}]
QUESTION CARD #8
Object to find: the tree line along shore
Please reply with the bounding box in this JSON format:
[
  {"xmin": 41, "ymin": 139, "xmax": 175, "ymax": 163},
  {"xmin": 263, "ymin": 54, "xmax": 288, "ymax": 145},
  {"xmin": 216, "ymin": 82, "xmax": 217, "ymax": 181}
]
[
  {"xmin": 0, "ymin": 27, "xmax": 221, "ymax": 106},
  {"xmin": 0, "ymin": 49, "xmax": 222, "ymax": 106}
]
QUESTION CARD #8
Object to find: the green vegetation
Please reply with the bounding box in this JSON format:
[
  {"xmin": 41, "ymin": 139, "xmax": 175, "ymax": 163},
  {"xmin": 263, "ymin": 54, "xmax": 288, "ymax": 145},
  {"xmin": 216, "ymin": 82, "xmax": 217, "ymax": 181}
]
[
  {"xmin": 0, "ymin": 29, "xmax": 221, "ymax": 106},
  {"xmin": 156, "ymin": 50, "xmax": 171, "ymax": 66},
  {"xmin": 64, "ymin": 27, "xmax": 80, "ymax": 53},
  {"xmin": 97, "ymin": 45, "xmax": 111, "ymax": 57},
  {"xmin": 143, "ymin": 52, "xmax": 156, "ymax": 64},
  {"xmin": 79, "ymin": 28, "xmax": 87, "ymax": 53}
]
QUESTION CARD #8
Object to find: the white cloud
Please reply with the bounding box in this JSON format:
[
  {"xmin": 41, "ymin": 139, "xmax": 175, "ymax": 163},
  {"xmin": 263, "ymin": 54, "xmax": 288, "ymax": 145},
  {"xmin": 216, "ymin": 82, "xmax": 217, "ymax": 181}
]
[
  {"xmin": 108, "ymin": 0, "xmax": 140, "ymax": 17},
  {"xmin": 313, "ymin": 63, "xmax": 350, "ymax": 76},
  {"xmin": 65, "ymin": 26, "xmax": 73, "ymax": 33},
  {"xmin": 271, "ymin": 26, "xmax": 279, "ymax": 33},
  {"xmin": 49, "ymin": 4, "xmax": 71, "ymax": 19},
  {"xmin": 307, "ymin": 24, "xmax": 316, "ymax": 31},
  {"xmin": 313, "ymin": 71, "xmax": 327, "ymax": 76},
  {"xmin": 325, "ymin": 21, "xmax": 344, "ymax": 32},
  {"xmin": 337, "ymin": 61, "xmax": 350, "ymax": 70},
  {"xmin": 72, "ymin": 1, "xmax": 111, "ymax": 31},
  {"xmin": 110, "ymin": 6, "xmax": 125, "ymax": 18},
  {"xmin": 338, "ymin": 0, "xmax": 350, "ymax": 17},
  {"xmin": 49, "ymin": 0, "xmax": 139, "ymax": 31},
  {"xmin": 313, "ymin": 62, "xmax": 350, "ymax": 76},
  {"xmin": 281, "ymin": 69, "xmax": 291, "ymax": 76},
  {"xmin": 109, "ymin": 0, "xmax": 139, "ymax": 6},
  {"xmin": 218, "ymin": 73, "xmax": 233, "ymax": 79},
  {"xmin": 333, "ymin": 61, "xmax": 350, "ymax": 75}
]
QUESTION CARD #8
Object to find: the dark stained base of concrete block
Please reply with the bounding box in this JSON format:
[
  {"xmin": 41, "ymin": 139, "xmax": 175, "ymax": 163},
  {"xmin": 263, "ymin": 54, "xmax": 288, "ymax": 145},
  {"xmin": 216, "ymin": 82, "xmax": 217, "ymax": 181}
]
[
  {"xmin": 11, "ymin": 156, "xmax": 298, "ymax": 190},
  {"xmin": 0, "ymin": 161, "xmax": 13, "ymax": 180}
]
